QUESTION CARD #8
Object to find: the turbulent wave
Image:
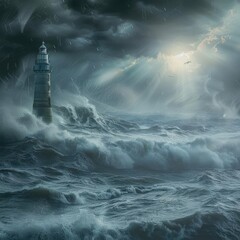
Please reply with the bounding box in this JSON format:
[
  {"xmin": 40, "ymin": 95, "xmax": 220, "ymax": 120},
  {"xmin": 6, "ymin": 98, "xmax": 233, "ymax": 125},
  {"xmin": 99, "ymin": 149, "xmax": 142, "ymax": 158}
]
[
  {"xmin": 1, "ymin": 209, "xmax": 240, "ymax": 240},
  {"xmin": 1, "ymin": 134, "xmax": 240, "ymax": 172},
  {"xmin": 1, "ymin": 95, "xmax": 240, "ymax": 239},
  {"xmin": 1, "ymin": 98, "xmax": 240, "ymax": 172}
]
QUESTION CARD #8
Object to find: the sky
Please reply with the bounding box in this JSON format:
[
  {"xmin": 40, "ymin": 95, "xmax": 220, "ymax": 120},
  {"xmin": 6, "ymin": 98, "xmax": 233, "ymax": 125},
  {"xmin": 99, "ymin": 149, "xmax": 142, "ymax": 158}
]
[{"xmin": 0, "ymin": 0, "xmax": 240, "ymax": 116}]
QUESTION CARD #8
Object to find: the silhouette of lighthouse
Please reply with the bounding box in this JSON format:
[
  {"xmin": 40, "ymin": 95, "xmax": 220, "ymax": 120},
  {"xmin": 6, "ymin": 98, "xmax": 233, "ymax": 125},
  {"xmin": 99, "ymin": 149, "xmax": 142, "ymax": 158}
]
[{"xmin": 33, "ymin": 42, "xmax": 52, "ymax": 123}]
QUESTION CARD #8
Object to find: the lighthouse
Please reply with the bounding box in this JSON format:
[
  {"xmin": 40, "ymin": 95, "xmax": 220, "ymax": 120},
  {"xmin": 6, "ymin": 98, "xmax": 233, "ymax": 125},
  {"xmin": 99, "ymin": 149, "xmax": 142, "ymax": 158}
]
[{"xmin": 33, "ymin": 42, "xmax": 52, "ymax": 123}]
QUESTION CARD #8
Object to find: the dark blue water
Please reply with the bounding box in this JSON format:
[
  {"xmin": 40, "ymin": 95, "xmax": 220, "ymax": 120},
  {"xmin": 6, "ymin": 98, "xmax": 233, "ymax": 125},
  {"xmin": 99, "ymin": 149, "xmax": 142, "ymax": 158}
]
[{"xmin": 0, "ymin": 104, "xmax": 240, "ymax": 240}]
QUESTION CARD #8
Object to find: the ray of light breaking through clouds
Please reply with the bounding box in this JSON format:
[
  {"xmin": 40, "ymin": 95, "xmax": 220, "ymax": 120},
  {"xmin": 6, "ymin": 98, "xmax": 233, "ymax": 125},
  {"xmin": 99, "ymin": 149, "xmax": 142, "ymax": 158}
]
[{"xmin": 0, "ymin": 0, "xmax": 240, "ymax": 117}]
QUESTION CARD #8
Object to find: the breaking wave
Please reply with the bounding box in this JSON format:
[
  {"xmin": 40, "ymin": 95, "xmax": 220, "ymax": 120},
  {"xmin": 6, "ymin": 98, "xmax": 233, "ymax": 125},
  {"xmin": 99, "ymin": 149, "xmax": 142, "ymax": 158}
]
[
  {"xmin": 1, "ymin": 210, "xmax": 240, "ymax": 240},
  {"xmin": 1, "ymin": 133, "xmax": 240, "ymax": 172},
  {"xmin": 1, "ymin": 96, "xmax": 240, "ymax": 172},
  {"xmin": 1, "ymin": 93, "xmax": 240, "ymax": 240}
]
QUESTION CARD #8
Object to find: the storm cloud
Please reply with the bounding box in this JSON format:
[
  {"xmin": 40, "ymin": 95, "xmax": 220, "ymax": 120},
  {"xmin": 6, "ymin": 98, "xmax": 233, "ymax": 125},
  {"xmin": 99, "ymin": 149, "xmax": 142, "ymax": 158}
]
[{"xmin": 0, "ymin": 0, "xmax": 240, "ymax": 115}]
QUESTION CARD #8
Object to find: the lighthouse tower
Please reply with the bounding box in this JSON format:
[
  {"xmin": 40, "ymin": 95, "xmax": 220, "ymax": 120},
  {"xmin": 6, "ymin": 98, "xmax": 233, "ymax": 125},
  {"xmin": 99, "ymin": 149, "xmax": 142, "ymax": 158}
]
[{"xmin": 33, "ymin": 42, "xmax": 52, "ymax": 123}]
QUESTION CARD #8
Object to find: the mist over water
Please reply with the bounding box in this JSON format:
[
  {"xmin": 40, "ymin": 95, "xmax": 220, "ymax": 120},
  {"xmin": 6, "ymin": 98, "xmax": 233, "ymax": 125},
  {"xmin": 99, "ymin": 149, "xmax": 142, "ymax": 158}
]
[{"xmin": 1, "ymin": 90, "xmax": 240, "ymax": 239}]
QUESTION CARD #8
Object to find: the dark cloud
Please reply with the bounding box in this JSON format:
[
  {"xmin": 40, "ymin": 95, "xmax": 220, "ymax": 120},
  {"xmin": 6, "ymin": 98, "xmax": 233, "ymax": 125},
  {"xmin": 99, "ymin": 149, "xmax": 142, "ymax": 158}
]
[
  {"xmin": 0, "ymin": 0, "xmax": 239, "ymax": 115},
  {"xmin": 66, "ymin": 0, "xmax": 212, "ymax": 20},
  {"xmin": 0, "ymin": 0, "xmax": 234, "ymax": 60}
]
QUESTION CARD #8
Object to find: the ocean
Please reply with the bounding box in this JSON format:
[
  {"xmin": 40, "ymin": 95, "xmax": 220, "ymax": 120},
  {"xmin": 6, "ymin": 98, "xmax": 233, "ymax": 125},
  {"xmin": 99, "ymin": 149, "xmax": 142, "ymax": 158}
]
[{"xmin": 0, "ymin": 102, "xmax": 240, "ymax": 240}]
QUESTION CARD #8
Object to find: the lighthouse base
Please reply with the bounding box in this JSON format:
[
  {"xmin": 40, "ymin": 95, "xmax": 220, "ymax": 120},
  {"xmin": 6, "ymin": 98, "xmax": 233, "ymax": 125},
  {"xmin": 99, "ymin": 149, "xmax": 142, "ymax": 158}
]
[{"xmin": 33, "ymin": 106, "xmax": 52, "ymax": 124}]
